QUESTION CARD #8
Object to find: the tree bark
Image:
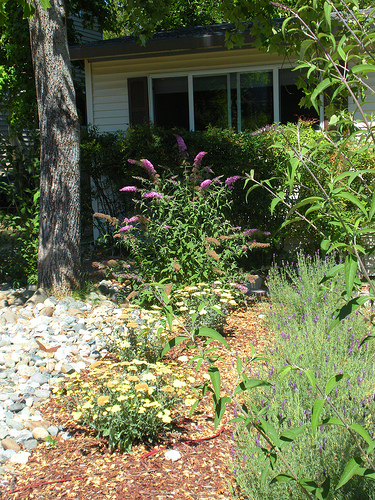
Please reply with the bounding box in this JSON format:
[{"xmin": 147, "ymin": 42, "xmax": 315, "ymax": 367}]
[{"xmin": 28, "ymin": 0, "xmax": 81, "ymax": 291}]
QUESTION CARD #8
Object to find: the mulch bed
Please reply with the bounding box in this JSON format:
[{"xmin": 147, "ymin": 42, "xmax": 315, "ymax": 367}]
[{"xmin": 1, "ymin": 301, "xmax": 272, "ymax": 500}]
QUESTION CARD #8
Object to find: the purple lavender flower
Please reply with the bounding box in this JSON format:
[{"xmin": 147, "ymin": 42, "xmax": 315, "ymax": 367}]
[
  {"xmin": 119, "ymin": 186, "xmax": 138, "ymax": 192},
  {"xmin": 142, "ymin": 192, "xmax": 164, "ymax": 199},
  {"xmin": 140, "ymin": 159, "xmax": 157, "ymax": 176},
  {"xmin": 194, "ymin": 151, "xmax": 207, "ymax": 166},
  {"xmin": 225, "ymin": 175, "xmax": 241, "ymax": 188},
  {"xmin": 174, "ymin": 134, "xmax": 188, "ymax": 154},
  {"xmin": 127, "ymin": 159, "xmax": 138, "ymax": 164},
  {"xmin": 119, "ymin": 225, "xmax": 133, "ymax": 232},
  {"xmin": 200, "ymin": 179, "xmax": 212, "ymax": 189}
]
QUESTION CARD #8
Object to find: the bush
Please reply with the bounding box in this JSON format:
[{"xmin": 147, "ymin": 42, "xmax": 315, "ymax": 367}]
[
  {"xmin": 94, "ymin": 136, "xmax": 270, "ymax": 304},
  {"xmin": 0, "ymin": 134, "xmax": 40, "ymax": 286},
  {"xmin": 232, "ymin": 252, "xmax": 375, "ymax": 499}
]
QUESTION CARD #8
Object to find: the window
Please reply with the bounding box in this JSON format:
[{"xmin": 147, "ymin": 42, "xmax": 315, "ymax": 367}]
[
  {"xmin": 153, "ymin": 77, "xmax": 189, "ymax": 129},
  {"xmin": 279, "ymin": 68, "xmax": 319, "ymax": 124},
  {"xmin": 145, "ymin": 67, "xmax": 318, "ymax": 132}
]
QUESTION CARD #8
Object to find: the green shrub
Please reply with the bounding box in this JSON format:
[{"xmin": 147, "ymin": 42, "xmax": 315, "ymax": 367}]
[
  {"xmin": 232, "ymin": 252, "xmax": 375, "ymax": 499},
  {"xmin": 94, "ymin": 136, "xmax": 271, "ymax": 304}
]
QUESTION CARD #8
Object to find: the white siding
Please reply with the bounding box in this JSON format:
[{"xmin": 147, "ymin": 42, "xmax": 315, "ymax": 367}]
[
  {"xmin": 90, "ymin": 63, "xmax": 129, "ymax": 132},
  {"xmin": 349, "ymin": 72, "xmax": 375, "ymax": 121}
]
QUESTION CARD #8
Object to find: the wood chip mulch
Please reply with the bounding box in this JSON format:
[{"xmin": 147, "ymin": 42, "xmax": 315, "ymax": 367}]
[{"xmin": 1, "ymin": 301, "xmax": 272, "ymax": 500}]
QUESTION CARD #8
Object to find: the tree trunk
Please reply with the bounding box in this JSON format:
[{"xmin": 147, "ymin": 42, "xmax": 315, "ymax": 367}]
[{"xmin": 28, "ymin": 0, "xmax": 81, "ymax": 291}]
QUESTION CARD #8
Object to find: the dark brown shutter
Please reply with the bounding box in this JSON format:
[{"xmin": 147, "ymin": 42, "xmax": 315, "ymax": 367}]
[{"xmin": 128, "ymin": 77, "xmax": 149, "ymax": 125}]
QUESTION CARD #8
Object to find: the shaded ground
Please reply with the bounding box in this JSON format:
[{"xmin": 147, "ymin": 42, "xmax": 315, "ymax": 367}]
[{"xmin": 1, "ymin": 302, "xmax": 272, "ymax": 500}]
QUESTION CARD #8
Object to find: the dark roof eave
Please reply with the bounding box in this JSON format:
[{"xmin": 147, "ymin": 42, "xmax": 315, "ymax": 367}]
[{"xmin": 69, "ymin": 30, "xmax": 256, "ymax": 61}]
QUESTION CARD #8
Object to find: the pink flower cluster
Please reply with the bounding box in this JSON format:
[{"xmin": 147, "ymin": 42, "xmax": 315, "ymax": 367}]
[
  {"xmin": 123, "ymin": 216, "xmax": 139, "ymax": 223},
  {"xmin": 120, "ymin": 186, "xmax": 138, "ymax": 192},
  {"xmin": 200, "ymin": 179, "xmax": 212, "ymax": 189},
  {"xmin": 119, "ymin": 225, "xmax": 133, "ymax": 232},
  {"xmin": 140, "ymin": 159, "xmax": 157, "ymax": 176},
  {"xmin": 174, "ymin": 135, "xmax": 188, "ymax": 154},
  {"xmin": 194, "ymin": 151, "xmax": 207, "ymax": 166},
  {"xmin": 225, "ymin": 175, "xmax": 241, "ymax": 188},
  {"xmin": 142, "ymin": 192, "xmax": 164, "ymax": 199}
]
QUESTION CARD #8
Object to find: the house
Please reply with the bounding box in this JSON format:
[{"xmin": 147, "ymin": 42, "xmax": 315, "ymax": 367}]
[{"xmin": 69, "ymin": 23, "xmax": 322, "ymax": 135}]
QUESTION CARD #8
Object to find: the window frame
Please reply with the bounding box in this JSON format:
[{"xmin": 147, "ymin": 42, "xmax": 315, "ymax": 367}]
[{"xmin": 147, "ymin": 65, "xmax": 323, "ymax": 131}]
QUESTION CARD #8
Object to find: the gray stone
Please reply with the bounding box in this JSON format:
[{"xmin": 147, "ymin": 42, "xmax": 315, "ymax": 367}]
[
  {"xmin": 13, "ymin": 429, "xmax": 33, "ymax": 443},
  {"xmin": 8, "ymin": 403, "xmax": 26, "ymax": 413},
  {"xmin": 26, "ymin": 288, "xmax": 48, "ymax": 305},
  {"xmin": 47, "ymin": 425, "xmax": 59, "ymax": 437},
  {"xmin": 2, "ymin": 310, "xmax": 18, "ymax": 324},
  {"xmin": 5, "ymin": 419, "xmax": 24, "ymax": 431},
  {"xmin": 23, "ymin": 438, "xmax": 39, "ymax": 451},
  {"xmin": 28, "ymin": 371, "xmax": 49, "ymax": 386}
]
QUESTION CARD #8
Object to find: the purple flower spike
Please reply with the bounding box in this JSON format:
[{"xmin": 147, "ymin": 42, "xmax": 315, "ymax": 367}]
[
  {"xmin": 142, "ymin": 192, "xmax": 164, "ymax": 199},
  {"xmin": 119, "ymin": 186, "xmax": 138, "ymax": 192},
  {"xmin": 200, "ymin": 179, "xmax": 212, "ymax": 189},
  {"xmin": 140, "ymin": 158, "xmax": 157, "ymax": 176},
  {"xmin": 174, "ymin": 134, "xmax": 188, "ymax": 154},
  {"xmin": 119, "ymin": 225, "xmax": 133, "ymax": 232},
  {"xmin": 194, "ymin": 151, "xmax": 207, "ymax": 166},
  {"xmin": 123, "ymin": 216, "xmax": 139, "ymax": 223},
  {"xmin": 225, "ymin": 175, "xmax": 241, "ymax": 188},
  {"xmin": 128, "ymin": 159, "xmax": 138, "ymax": 164}
]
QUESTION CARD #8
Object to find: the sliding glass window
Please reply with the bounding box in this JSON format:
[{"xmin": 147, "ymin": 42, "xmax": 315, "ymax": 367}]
[{"xmin": 153, "ymin": 77, "xmax": 189, "ymax": 129}]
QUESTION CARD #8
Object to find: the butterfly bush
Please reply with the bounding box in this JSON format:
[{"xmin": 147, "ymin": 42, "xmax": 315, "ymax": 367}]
[{"xmin": 104, "ymin": 136, "xmax": 270, "ymax": 302}]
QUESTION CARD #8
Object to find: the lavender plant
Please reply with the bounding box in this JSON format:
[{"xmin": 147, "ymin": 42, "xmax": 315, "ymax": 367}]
[{"xmin": 233, "ymin": 252, "xmax": 375, "ymax": 499}]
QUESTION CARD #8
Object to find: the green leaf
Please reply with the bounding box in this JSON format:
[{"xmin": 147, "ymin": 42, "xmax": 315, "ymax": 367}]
[
  {"xmin": 335, "ymin": 191, "xmax": 368, "ymax": 218},
  {"xmin": 312, "ymin": 399, "xmax": 325, "ymax": 437},
  {"xmin": 319, "ymin": 417, "xmax": 345, "ymax": 427},
  {"xmin": 349, "ymin": 423, "xmax": 373, "ymax": 446},
  {"xmin": 208, "ymin": 366, "xmax": 221, "ymax": 400},
  {"xmin": 368, "ymin": 191, "xmax": 375, "ymax": 221},
  {"xmin": 311, "ymin": 78, "xmax": 333, "ymax": 111},
  {"xmin": 329, "ymin": 296, "xmax": 370, "ymax": 332},
  {"xmin": 197, "ymin": 327, "xmax": 230, "ymax": 349},
  {"xmin": 188, "ymin": 399, "xmax": 200, "ymax": 417},
  {"xmin": 160, "ymin": 335, "xmax": 187, "ymax": 358},
  {"xmin": 234, "ymin": 378, "xmax": 271, "ymax": 395},
  {"xmin": 323, "ymin": 1, "xmax": 332, "ymax": 29},
  {"xmin": 260, "ymin": 461, "xmax": 271, "ymax": 487},
  {"xmin": 278, "ymin": 365, "xmax": 292, "ymax": 384},
  {"xmin": 325, "ymin": 373, "xmax": 346, "ymax": 395},
  {"xmin": 335, "ymin": 457, "xmax": 364, "ymax": 490},
  {"xmin": 279, "ymin": 425, "xmax": 306, "ymax": 445},
  {"xmin": 236, "ymin": 356, "xmax": 243, "ymax": 375},
  {"xmin": 304, "ymin": 369, "xmax": 316, "ymax": 392},
  {"xmin": 351, "ymin": 63, "xmax": 375, "ymax": 75},
  {"xmin": 213, "ymin": 395, "xmax": 230, "ymax": 429},
  {"xmin": 40, "ymin": 0, "xmax": 52, "ymax": 9},
  {"xmin": 270, "ymin": 473, "xmax": 295, "ymax": 484},
  {"xmin": 344, "ymin": 253, "xmax": 358, "ymax": 297}
]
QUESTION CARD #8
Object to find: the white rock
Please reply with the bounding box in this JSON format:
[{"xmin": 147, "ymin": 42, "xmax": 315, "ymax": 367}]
[
  {"xmin": 164, "ymin": 449, "xmax": 182, "ymax": 462},
  {"xmin": 9, "ymin": 451, "xmax": 31, "ymax": 464},
  {"xmin": 32, "ymin": 426, "xmax": 49, "ymax": 440}
]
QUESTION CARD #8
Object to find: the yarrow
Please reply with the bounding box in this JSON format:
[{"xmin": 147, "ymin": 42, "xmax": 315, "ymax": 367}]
[
  {"xmin": 200, "ymin": 179, "xmax": 212, "ymax": 189},
  {"xmin": 120, "ymin": 186, "xmax": 138, "ymax": 192},
  {"xmin": 225, "ymin": 175, "xmax": 241, "ymax": 188},
  {"xmin": 142, "ymin": 192, "xmax": 164, "ymax": 199}
]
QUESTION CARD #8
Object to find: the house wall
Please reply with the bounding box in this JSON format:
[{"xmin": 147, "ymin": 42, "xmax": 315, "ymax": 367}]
[
  {"xmin": 85, "ymin": 48, "xmax": 288, "ymax": 133},
  {"xmin": 348, "ymin": 72, "xmax": 375, "ymax": 119}
]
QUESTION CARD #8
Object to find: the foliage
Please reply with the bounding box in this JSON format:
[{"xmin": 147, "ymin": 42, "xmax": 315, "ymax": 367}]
[
  {"xmin": 0, "ymin": 135, "xmax": 40, "ymax": 285},
  {"xmin": 233, "ymin": 252, "xmax": 375, "ymax": 499},
  {"xmin": 100, "ymin": 304, "xmax": 169, "ymax": 363},
  {"xmin": 94, "ymin": 136, "xmax": 270, "ymax": 304},
  {"xmin": 56, "ymin": 358, "xmax": 193, "ymax": 452}
]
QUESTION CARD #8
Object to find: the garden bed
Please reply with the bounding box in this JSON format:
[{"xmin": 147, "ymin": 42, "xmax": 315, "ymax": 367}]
[{"xmin": 1, "ymin": 303, "xmax": 272, "ymax": 500}]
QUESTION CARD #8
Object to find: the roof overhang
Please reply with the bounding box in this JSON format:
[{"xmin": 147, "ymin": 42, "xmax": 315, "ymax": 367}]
[{"xmin": 69, "ymin": 24, "xmax": 256, "ymax": 62}]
